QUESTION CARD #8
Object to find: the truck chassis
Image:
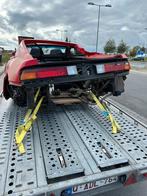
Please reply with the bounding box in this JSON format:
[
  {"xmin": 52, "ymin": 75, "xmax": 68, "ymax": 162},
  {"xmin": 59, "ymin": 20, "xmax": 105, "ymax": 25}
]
[{"xmin": 0, "ymin": 97, "xmax": 147, "ymax": 196}]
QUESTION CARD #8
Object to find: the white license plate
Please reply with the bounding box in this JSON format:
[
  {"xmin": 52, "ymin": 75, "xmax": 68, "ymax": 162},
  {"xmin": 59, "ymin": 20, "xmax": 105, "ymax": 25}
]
[{"xmin": 65, "ymin": 176, "xmax": 118, "ymax": 195}]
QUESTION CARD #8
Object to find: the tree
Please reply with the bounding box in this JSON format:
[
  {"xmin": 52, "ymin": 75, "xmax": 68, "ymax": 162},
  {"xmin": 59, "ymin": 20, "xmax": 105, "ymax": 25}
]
[
  {"xmin": 129, "ymin": 46, "xmax": 142, "ymax": 57},
  {"xmin": 140, "ymin": 46, "xmax": 145, "ymax": 53},
  {"xmin": 104, "ymin": 39, "xmax": 116, "ymax": 54},
  {"xmin": 129, "ymin": 48, "xmax": 137, "ymax": 57},
  {"xmin": 117, "ymin": 40, "xmax": 129, "ymax": 54}
]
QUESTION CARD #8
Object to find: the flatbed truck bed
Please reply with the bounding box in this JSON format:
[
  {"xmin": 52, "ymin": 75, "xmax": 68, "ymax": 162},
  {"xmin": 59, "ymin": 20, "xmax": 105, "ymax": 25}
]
[{"xmin": 0, "ymin": 97, "xmax": 147, "ymax": 196}]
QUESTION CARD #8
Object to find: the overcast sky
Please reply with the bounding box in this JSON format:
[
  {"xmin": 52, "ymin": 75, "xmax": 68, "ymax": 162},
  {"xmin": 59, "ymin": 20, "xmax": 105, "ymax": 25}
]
[{"xmin": 0, "ymin": 0, "xmax": 147, "ymax": 51}]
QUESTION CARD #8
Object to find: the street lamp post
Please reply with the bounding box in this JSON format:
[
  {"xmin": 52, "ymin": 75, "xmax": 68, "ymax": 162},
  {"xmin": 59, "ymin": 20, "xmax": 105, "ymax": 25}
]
[
  {"xmin": 144, "ymin": 28, "xmax": 147, "ymax": 54},
  {"xmin": 88, "ymin": 2, "xmax": 112, "ymax": 52},
  {"xmin": 56, "ymin": 29, "xmax": 68, "ymax": 41}
]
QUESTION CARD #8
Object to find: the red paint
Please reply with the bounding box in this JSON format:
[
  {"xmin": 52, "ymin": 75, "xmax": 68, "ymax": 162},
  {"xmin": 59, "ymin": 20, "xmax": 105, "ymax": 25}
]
[
  {"xmin": 124, "ymin": 174, "xmax": 137, "ymax": 186},
  {"xmin": 3, "ymin": 39, "xmax": 130, "ymax": 99}
]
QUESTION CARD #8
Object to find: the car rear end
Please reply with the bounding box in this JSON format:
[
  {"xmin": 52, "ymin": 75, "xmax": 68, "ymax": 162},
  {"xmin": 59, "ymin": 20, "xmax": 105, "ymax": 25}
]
[{"xmin": 19, "ymin": 56, "xmax": 130, "ymax": 107}]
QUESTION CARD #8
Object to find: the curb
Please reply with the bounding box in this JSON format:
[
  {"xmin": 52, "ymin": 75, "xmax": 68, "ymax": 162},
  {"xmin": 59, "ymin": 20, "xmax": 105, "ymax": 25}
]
[{"xmin": 131, "ymin": 70, "xmax": 147, "ymax": 74}]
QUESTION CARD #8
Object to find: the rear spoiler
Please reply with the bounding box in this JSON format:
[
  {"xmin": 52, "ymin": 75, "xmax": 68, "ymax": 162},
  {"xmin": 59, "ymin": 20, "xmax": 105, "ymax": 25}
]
[
  {"xmin": 18, "ymin": 36, "xmax": 34, "ymax": 44},
  {"xmin": 22, "ymin": 57, "xmax": 129, "ymax": 71}
]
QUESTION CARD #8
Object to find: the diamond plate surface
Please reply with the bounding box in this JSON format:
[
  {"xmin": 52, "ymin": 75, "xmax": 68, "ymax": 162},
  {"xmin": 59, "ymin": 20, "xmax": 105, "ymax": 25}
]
[
  {"xmin": 89, "ymin": 104, "xmax": 147, "ymax": 163},
  {"xmin": 64, "ymin": 104, "xmax": 128, "ymax": 168},
  {"xmin": 38, "ymin": 106, "xmax": 84, "ymax": 183}
]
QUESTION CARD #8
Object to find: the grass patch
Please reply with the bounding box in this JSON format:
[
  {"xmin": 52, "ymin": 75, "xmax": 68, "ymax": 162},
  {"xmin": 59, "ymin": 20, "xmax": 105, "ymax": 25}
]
[{"xmin": 2, "ymin": 51, "xmax": 11, "ymax": 64}]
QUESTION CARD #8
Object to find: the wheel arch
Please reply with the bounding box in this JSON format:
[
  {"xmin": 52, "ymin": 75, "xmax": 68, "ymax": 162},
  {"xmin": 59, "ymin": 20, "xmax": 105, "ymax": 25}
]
[{"xmin": 3, "ymin": 74, "xmax": 10, "ymax": 99}]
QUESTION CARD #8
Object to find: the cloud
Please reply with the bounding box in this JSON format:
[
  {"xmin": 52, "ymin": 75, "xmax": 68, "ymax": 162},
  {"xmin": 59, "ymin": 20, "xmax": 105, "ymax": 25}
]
[
  {"xmin": 121, "ymin": 26, "xmax": 129, "ymax": 31},
  {"xmin": 0, "ymin": 0, "xmax": 147, "ymax": 51}
]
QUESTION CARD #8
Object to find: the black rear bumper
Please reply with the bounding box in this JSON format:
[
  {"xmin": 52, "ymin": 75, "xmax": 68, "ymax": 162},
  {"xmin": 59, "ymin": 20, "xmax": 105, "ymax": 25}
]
[{"xmin": 21, "ymin": 71, "xmax": 129, "ymax": 88}]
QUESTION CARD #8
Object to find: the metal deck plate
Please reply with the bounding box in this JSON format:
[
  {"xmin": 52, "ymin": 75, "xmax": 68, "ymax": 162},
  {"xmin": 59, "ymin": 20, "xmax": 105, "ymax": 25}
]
[
  {"xmin": 64, "ymin": 104, "xmax": 128, "ymax": 168},
  {"xmin": 0, "ymin": 108, "xmax": 14, "ymax": 196},
  {"xmin": 88, "ymin": 104, "xmax": 147, "ymax": 164},
  {"xmin": 37, "ymin": 106, "xmax": 84, "ymax": 183},
  {"xmin": 4, "ymin": 107, "xmax": 37, "ymax": 195},
  {"xmin": 1, "ymin": 98, "xmax": 147, "ymax": 196}
]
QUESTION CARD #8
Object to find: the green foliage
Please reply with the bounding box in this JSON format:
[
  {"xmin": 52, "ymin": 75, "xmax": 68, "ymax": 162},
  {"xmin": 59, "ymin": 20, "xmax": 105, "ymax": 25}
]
[
  {"xmin": 129, "ymin": 46, "xmax": 144, "ymax": 57},
  {"xmin": 140, "ymin": 46, "xmax": 145, "ymax": 52},
  {"xmin": 117, "ymin": 40, "xmax": 129, "ymax": 54},
  {"xmin": 2, "ymin": 51, "xmax": 11, "ymax": 63},
  {"xmin": 129, "ymin": 48, "xmax": 137, "ymax": 57},
  {"xmin": 104, "ymin": 39, "xmax": 116, "ymax": 54}
]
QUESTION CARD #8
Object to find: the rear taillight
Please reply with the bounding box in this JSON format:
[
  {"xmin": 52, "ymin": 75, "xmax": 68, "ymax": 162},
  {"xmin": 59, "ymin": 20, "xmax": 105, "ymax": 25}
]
[
  {"xmin": 37, "ymin": 67, "xmax": 68, "ymax": 78},
  {"xmin": 21, "ymin": 72, "xmax": 37, "ymax": 80},
  {"xmin": 143, "ymin": 173, "xmax": 147, "ymax": 178},
  {"xmin": 96, "ymin": 62, "xmax": 130, "ymax": 74},
  {"xmin": 124, "ymin": 174, "xmax": 137, "ymax": 186},
  {"xmin": 20, "ymin": 66, "xmax": 77, "ymax": 80}
]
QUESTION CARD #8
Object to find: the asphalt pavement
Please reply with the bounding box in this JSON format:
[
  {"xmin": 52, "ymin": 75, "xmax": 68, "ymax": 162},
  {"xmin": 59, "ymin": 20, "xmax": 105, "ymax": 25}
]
[
  {"xmin": 112, "ymin": 70, "xmax": 147, "ymax": 119},
  {"xmin": 98, "ymin": 70, "xmax": 147, "ymax": 196}
]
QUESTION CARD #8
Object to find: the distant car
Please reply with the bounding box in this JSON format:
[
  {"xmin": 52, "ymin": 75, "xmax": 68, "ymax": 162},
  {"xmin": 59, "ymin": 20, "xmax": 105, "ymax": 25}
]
[
  {"xmin": 133, "ymin": 54, "xmax": 146, "ymax": 61},
  {"xmin": 3, "ymin": 39, "xmax": 130, "ymax": 108}
]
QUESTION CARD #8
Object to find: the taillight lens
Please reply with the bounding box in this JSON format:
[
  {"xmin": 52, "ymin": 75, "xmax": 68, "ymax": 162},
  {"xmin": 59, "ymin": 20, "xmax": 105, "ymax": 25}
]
[
  {"xmin": 143, "ymin": 173, "xmax": 147, "ymax": 178},
  {"xmin": 20, "ymin": 66, "xmax": 77, "ymax": 81},
  {"xmin": 124, "ymin": 174, "xmax": 137, "ymax": 186},
  {"xmin": 37, "ymin": 67, "xmax": 68, "ymax": 78},
  {"xmin": 96, "ymin": 62, "xmax": 130, "ymax": 74},
  {"xmin": 21, "ymin": 71, "xmax": 37, "ymax": 80}
]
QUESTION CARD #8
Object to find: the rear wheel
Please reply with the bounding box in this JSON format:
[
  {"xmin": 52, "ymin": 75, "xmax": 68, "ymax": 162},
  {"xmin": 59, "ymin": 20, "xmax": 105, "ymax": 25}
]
[
  {"xmin": 8, "ymin": 85, "xmax": 27, "ymax": 107},
  {"xmin": 13, "ymin": 93, "xmax": 26, "ymax": 107}
]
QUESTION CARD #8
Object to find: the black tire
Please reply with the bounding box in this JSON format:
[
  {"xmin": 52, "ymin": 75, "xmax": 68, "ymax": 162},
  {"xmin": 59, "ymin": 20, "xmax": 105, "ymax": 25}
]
[
  {"xmin": 13, "ymin": 95, "xmax": 27, "ymax": 107},
  {"xmin": 8, "ymin": 85, "xmax": 27, "ymax": 107}
]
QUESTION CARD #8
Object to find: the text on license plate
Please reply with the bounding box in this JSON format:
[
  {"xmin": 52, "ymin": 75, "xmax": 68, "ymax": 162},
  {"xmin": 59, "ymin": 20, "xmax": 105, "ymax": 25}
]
[{"xmin": 65, "ymin": 176, "xmax": 118, "ymax": 195}]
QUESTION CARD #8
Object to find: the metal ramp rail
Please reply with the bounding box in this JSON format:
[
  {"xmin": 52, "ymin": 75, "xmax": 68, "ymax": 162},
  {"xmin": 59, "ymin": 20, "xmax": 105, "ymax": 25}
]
[{"xmin": 0, "ymin": 98, "xmax": 147, "ymax": 196}]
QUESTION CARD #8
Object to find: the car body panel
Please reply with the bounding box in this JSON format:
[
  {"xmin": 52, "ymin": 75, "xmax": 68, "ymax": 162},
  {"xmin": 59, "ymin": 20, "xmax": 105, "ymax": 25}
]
[
  {"xmin": 4, "ymin": 39, "xmax": 129, "ymax": 86},
  {"xmin": 3, "ymin": 39, "xmax": 130, "ymax": 106}
]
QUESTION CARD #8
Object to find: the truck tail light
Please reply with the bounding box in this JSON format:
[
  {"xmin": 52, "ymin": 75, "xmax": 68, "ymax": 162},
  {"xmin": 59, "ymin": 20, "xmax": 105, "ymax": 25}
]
[
  {"xmin": 124, "ymin": 174, "xmax": 137, "ymax": 186},
  {"xmin": 21, "ymin": 66, "xmax": 77, "ymax": 80}
]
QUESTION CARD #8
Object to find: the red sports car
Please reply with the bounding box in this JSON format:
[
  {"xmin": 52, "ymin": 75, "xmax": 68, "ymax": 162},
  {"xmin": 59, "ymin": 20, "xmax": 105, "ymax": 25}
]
[{"xmin": 3, "ymin": 38, "xmax": 130, "ymax": 108}]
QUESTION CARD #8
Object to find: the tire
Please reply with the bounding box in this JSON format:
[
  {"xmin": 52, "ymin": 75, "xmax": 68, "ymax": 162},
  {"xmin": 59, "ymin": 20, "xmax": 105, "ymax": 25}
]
[
  {"xmin": 13, "ymin": 95, "xmax": 26, "ymax": 107},
  {"xmin": 8, "ymin": 85, "xmax": 27, "ymax": 107}
]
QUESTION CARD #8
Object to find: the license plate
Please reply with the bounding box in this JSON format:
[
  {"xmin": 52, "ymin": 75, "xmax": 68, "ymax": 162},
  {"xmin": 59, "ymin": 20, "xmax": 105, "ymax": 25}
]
[{"xmin": 64, "ymin": 176, "xmax": 118, "ymax": 195}]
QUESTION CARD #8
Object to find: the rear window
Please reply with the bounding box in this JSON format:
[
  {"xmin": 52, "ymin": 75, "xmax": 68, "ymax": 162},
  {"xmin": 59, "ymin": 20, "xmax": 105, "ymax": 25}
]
[{"xmin": 27, "ymin": 45, "xmax": 67, "ymax": 55}]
